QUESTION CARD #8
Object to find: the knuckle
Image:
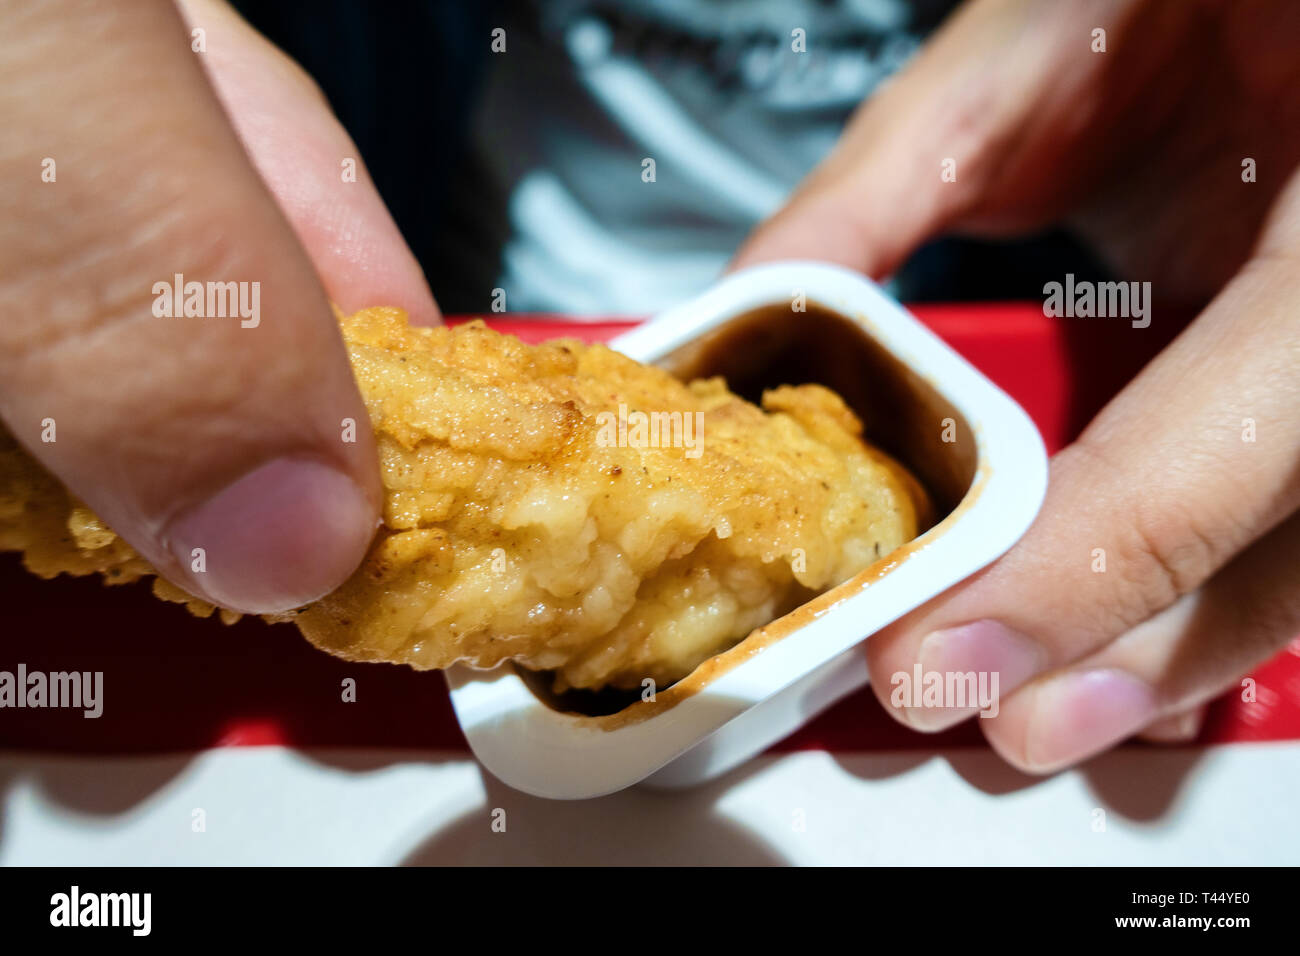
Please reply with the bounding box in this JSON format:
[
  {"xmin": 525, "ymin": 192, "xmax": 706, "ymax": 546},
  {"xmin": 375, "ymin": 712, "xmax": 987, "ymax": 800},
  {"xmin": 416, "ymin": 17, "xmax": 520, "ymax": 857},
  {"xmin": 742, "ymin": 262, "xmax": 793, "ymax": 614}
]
[
  {"xmin": 1129, "ymin": 500, "xmax": 1221, "ymax": 597},
  {"xmin": 1064, "ymin": 439, "xmax": 1224, "ymax": 630},
  {"xmin": 0, "ymin": 188, "xmax": 252, "ymax": 374},
  {"xmin": 1114, "ymin": 491, "xmax": 1230, "ymax": 634},
  {"xmin": 0, "ymin": 206, "xmax": 278, "ymax": 467}
]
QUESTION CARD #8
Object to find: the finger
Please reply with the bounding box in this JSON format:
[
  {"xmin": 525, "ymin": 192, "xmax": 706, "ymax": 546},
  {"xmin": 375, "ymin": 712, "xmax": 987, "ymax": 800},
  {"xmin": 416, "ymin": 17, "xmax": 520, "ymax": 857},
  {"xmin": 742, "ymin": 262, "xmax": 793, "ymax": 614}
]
[
  {"xmin": 0, "ymin": 0, "xmax": 381, "ymax": 613},
  {"xmin": 1137, "ymin": 705, "xmax": 1207, "ymax": 744},
  {"xmin": 729, "ymin": 0, "xmax": 1138, "ymax": 277},
  {"xmin": 727, "ymin": 21, "xmax": 967, "ymax": 278},
  {"xmin": 177, "ymin": 0, "xmax": 440, "ymax": 325},
  {"xmin": 981, "ymin": 511, "xmax": 1300, "ymax": 772},
  {"xmin": 867, "ymin": 235, "xmax": 1300, "ymax": 732}
]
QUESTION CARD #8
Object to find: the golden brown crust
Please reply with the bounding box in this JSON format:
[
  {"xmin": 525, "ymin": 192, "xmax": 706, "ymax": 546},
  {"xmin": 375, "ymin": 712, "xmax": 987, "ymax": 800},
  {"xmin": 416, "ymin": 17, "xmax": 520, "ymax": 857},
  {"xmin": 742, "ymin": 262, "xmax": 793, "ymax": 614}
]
[{"xmin": 0, "ymin": 307, "xmax": 924, "ymax": 691}]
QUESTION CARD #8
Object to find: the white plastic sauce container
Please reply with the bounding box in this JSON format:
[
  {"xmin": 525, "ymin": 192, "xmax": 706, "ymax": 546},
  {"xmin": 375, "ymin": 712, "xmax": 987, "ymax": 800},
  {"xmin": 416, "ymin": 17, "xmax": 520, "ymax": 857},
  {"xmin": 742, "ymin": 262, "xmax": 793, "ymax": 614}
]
[{"xmin": 446, "ymin": 262, "xmax": 1049, "ymax": 799}]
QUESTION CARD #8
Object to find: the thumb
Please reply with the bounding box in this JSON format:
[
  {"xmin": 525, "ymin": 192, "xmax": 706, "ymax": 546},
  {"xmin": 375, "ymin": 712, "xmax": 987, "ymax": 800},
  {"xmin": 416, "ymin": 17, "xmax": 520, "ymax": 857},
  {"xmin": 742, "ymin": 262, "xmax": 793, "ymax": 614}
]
[
  {"xmin": 730, "ymin": 0, "xmax": 1123, "ymax": 277},
  {"xmin": 866, "ymin": 252, "xmax": 1300, "ymax": 744},
  {"xmin": 0, "ymin": 0, "xmax": 380, "ymax": 613},
  {"xmin": 728, "ymin": 64, "xmax": 961, "ymax": 279}
]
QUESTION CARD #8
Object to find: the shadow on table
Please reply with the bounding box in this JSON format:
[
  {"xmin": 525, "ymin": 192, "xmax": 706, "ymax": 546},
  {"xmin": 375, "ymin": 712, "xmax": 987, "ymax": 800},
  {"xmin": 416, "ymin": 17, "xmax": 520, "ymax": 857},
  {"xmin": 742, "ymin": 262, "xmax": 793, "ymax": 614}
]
[
  {"xmin": 829, "ymin": 741, "xmax": 1208, "ymax": 821},
  {"xmin": 0, "ymin": 748, "xmax": 789, "ymax": 865},
  {"xmin": 950, "ymin": 744, "xmax": 1208, "ymax": 820},
  {"xmin": 395, "ymin": 742, "xmax": 1210, "ymax": 866},
  {"xmin": 0, "ymin": 755, "xmax": 192, "ymax": 860},
  {"xmin": 0, "ymin": 738, "xmax": 1213, "ymax": 864},
  {"xmin": 399, "ymin": 758, "xmax": 790, "ymax": 866}
]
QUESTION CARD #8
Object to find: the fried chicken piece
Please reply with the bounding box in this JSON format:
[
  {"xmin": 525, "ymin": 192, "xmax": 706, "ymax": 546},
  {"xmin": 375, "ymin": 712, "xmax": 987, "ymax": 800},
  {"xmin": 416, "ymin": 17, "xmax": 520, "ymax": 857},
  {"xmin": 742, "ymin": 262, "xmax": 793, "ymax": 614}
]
[
  {"xmin": 0, "ymin": 307, "xmax": 922, "ymax": 691},
  {"xmin": 0, "ymin": 426, "xmax": 230, "ymax": 620}
]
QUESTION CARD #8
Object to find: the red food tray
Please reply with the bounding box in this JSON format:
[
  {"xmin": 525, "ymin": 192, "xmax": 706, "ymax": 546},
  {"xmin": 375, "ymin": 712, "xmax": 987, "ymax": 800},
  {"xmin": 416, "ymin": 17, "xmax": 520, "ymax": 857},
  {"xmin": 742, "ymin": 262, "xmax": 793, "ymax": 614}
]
[{"xmin": 1, "ymin": 305, "xmax": 1296, "ymax": 754}]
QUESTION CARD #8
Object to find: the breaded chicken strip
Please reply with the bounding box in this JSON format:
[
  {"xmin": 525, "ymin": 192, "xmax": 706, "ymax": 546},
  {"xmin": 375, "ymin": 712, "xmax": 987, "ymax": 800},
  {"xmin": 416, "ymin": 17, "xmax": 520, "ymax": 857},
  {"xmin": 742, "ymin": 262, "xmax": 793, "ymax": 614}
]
[{"xmin": 0, "ymin": 307, "xmax": 920, "ymax": 691}]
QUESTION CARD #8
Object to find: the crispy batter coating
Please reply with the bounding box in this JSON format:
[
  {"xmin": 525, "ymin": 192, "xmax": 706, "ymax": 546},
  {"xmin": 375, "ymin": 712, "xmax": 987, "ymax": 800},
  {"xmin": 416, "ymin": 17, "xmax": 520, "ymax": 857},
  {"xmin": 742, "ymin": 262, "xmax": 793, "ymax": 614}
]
[
  {"xmin": 0, "ymin": 426, "xmax": 232, "ymax": 621},
  {"xmin": 0, "ymin": 307, "xmax": 920, "ymax": 691}
]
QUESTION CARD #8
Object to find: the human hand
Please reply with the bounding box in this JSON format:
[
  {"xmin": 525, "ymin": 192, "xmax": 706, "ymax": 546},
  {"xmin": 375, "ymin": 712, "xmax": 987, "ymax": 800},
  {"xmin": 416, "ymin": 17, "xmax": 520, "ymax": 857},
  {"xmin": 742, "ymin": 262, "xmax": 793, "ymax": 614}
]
[
  {"xmin": 0, "ymin": 0, "xmax": 437, "ymax": 613},
  {"xmin": 735, "ymin": 0, "xmax": 1300, "ymax": 771}
]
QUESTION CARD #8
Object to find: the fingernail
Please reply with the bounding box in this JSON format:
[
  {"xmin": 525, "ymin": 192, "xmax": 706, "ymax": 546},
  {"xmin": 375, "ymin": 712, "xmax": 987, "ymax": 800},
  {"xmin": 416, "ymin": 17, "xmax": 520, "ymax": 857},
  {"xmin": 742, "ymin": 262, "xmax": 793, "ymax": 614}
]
[
  {"xmin": 165, "ymin": 458, "xmax": 376, "ymax": 613},
  {"xmin": 904, "ymin": 620, "xmax": 1044, "ymax": 730},
  {"xmin": 1025, "ymin": 668, "xmax": 1158, "ymax": 771}
]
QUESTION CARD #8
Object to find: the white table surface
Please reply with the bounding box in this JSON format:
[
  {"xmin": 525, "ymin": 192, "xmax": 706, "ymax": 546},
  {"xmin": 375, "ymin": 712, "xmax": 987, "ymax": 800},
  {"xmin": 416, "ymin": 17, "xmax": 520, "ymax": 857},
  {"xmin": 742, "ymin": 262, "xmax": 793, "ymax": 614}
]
[{"xmin": 3, "ymin": 742, "xmax": 1297, "ymax": 865}]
